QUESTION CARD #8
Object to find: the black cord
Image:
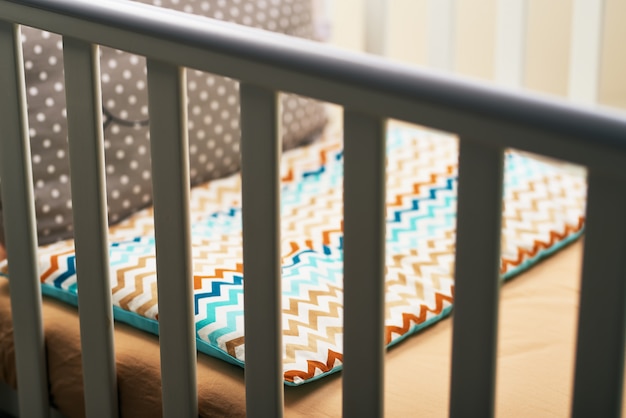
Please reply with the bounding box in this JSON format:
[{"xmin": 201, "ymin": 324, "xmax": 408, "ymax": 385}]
[{"xmin": 102, "ymin": 106, "xmax": 150, "ymax": 130}]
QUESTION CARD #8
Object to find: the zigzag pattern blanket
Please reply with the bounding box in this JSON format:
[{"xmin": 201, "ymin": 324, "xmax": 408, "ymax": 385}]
[{"xmin": 1, "ymin": 124, "xmax": 586, "ymax": 385}]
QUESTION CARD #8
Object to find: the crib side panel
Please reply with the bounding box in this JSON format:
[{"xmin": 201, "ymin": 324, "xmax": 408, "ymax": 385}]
[{"xmin": 0, "ymin": 2, "xmax": 624, "ymax": 418}]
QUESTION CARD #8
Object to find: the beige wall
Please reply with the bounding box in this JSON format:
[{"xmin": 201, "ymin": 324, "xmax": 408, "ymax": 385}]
[
  {"xmin": 525, "ymin": 0, "xmax": 573, "ymax": 96},
  {"xmin": 600, "ymin": 0, "xmax": 626, "ymax": 109},
  {"xmin": 328, "ymin": 0, "xmax": 626, "ymax": 110}
]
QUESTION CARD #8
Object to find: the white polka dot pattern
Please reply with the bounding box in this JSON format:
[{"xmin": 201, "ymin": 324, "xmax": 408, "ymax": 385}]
[{"xmin": 2, "ymin": 0, "xmax": 326, "ymax": 245}]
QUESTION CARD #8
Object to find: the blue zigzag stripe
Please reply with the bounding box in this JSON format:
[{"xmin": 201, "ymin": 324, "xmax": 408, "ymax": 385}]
[
  {"xmin": 282, "ymin": 250, "xmax": 343, "ymax": 296},
  {"xmin": 194, "ymin": 274, "xmax": 243, "ymax": 315},
  {"xmin": 109, "ymin": 246, "xmax": 154, "ymax": 267},
  {"xmin": 388, "ymin": 177, "xmax": 456, "ymax": 223},
  {"xmin": 387, "ymin": 196, "xmax": 457, "ymax": 246},
  {"xmin": 196, "ymin": 284, "xmax": 244, "ymax": 344},
  {"xmin": 53, "ymin": 255, "xmax": 76, "ymax": 288}
]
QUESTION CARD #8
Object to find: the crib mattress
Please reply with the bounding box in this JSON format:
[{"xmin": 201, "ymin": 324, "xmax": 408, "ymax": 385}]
[{"xmin": 2, "ymin": 239, "xmax": 617, "ymax": 417}]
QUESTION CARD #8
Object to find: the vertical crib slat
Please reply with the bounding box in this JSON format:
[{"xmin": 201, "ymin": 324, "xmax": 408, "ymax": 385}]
[
  {"xmin": 449, "ymin": 139, "xmax": 504, "ymax": 418},
  {"xmin": 364, "ymin": 0, "xmax": 387, "ymax": 55},
  {"xmin": 62, "ymin": 37, "xmax": 118, "ymax": 418},
  {"xmin": 494, "ymin": 0, "xmax": 527, "ymax": 88},
  {"xmin": 568, "ymin": 0, "xmax": 605, "ymax": 104},
  {"xmin": 571, "ymin": 171, "xmax": 626, "ymax": 418},
  {"xmin": 342, "ymin": 111, "xmax": 386, "ymax": 418},
  {"xmin": 146, "ymin": 60, "xmax": 197, "ymax": 417},
  {"xmin": 428, "ymin": 0, "xmax": 456, "ymax": 71},
  {"xmin": 240, "ymin": 83, "xmax": 284, "ymax": 418},
  {"xmin": 0, "ymin": 22, "xmax": 49, "ymax": 418}
]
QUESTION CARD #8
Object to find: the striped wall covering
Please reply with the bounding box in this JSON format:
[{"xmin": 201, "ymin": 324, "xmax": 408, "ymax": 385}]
[{"xmin": 0, "ymin": 123, "xmax": 586, "ymax": 385}]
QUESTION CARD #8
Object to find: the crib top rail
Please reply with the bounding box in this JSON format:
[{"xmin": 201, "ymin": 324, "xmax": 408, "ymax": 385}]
[{"xmin": 1, "ymin": 0, "xmax": 626, "ymax": 173}]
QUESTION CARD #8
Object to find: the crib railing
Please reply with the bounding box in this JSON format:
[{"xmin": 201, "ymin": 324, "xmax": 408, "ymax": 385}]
[{"xmin": 0, "ymin": 0, "xmax": 625, "ymax": 417}]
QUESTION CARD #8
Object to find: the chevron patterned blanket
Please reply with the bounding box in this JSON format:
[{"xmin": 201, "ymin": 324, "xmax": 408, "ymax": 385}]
[{"xmin": 1, "ymin": 124, "xmax": 586, "ymax": 385}]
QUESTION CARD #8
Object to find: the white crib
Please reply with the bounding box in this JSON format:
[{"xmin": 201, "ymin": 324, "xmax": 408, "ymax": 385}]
[{"xmin": 0, "ymin": 0, "xmax": 625, "ymax": 417}]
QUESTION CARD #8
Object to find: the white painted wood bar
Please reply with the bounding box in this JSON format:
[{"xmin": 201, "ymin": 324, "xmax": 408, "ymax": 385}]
[
  {"xmin": 240, "ymin": 83, "xmax": 284, "ymax": 418},
  {"xmin": 146, "ymin": 60, "xmax": 197, "ymax": 417},
  {"xmin": 449, "ymin": 139, "xmax": 505, "ymax": 418},
  {"xmin": 62, "ymin": 37, "xmax": 119, "ymax": 418},
  {"xmin": 342, "ymin": 111, "xmax": 387, "ymax": 418},
  {"xmin": 572, "ymin": 170, "xmax": 626, "ymax": 418},
  {"xmin": 0, "ymin": 21, "xmax": 50, "ymax": 418}
]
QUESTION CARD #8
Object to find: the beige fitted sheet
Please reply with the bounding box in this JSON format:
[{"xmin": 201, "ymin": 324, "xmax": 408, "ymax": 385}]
[{"xmin": 1, "ymin": 239, "xmax": 621, "ymax": 417}]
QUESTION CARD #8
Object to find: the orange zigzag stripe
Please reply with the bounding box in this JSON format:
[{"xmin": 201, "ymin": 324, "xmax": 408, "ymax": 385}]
[
  {"xmin": 388, "ymin": 164, "xmax": 456, "ymax": 208},
  {"xmin": 500, "ymin": 216, "xmax": 585, "ymax": 273},
  {"xmin": 281, "ymin": 169, "xmax": 294, "ymax": 183},
  {"xmin": 384, "ymin": 288, "xmax": 454, "ymax": 344},
  {"xmin": 284, "ymin": 242, "xmax": 301, "ymax": 259},
  {"xmin": 282, "ymin": 240, "xmax": 316, "ymax": 260},
  {"xmin": 193, "ymin": 263, "xmax": 243, "ymax": 290},
  {"xmin": 322, "ymin": 220, "xmax": 343, "ymax": 246},
  {"xmin": 41, "ymin": 249, "xmax": 76, "ymax": 282},
  {"xmin": 283, "ymin": 349, "xmax": 343, "ymax": 383}
]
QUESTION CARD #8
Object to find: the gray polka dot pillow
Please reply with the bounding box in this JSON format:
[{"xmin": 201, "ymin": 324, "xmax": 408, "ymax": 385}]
[{"xmin": 4, "ymin": 0, "xmax": 326, "ymax": 245}]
